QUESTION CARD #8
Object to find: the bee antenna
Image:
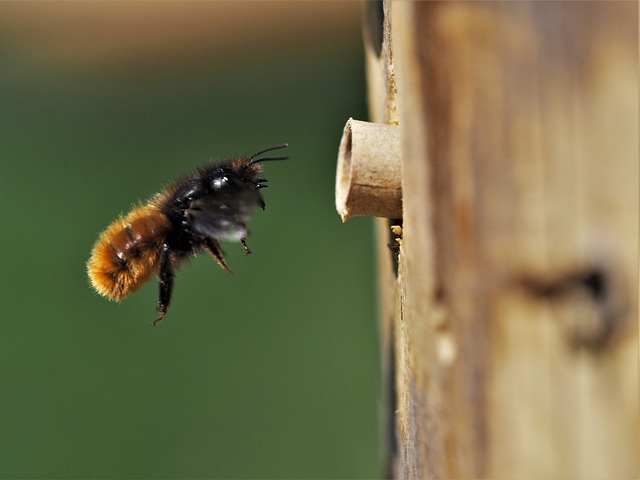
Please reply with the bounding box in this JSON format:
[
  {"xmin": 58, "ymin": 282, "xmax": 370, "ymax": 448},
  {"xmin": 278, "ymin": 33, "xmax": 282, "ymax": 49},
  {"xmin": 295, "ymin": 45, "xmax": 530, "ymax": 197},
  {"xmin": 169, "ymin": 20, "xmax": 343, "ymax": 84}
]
[{"xmin": 248, "ymin": 143, "xmax": 289, "ymax": 165}]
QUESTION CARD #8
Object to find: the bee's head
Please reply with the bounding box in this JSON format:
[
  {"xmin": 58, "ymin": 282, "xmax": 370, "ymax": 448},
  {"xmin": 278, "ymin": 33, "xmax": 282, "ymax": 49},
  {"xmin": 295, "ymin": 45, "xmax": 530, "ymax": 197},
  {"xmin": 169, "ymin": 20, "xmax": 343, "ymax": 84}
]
[{"xmin": 233, "ymin": 143, "xmax": 289, "ymax": 188}]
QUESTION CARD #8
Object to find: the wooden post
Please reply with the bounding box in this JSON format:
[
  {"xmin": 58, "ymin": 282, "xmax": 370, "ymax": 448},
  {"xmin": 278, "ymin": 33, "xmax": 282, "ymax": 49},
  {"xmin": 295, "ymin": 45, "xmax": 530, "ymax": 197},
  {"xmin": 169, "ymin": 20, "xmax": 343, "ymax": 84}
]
[{"xmin": 347, "ymin": 1, "xmax": 638, "ymax": 478}]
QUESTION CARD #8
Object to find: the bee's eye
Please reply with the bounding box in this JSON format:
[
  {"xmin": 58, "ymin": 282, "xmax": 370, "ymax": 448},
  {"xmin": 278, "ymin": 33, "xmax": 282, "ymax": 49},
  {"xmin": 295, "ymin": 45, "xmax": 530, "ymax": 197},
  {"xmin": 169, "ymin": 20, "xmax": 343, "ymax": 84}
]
[{"xmin": 211, "ymin": 176, "xmax": 228, "ymax": 189}]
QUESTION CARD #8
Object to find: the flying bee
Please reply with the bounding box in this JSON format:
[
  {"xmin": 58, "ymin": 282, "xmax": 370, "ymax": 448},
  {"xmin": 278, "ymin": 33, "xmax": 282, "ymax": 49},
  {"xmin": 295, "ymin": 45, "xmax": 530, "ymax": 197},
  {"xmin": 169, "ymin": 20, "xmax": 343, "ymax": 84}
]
[{"xmin": 87, "ymin": 144, "xmax": 288, "ymax": 326}]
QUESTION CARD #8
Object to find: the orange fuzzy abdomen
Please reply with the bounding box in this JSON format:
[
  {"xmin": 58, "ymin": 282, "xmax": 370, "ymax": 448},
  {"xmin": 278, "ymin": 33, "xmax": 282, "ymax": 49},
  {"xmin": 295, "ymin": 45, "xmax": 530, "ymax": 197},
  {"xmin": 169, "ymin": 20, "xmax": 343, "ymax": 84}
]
[{"xmin": 87, "ymin": 205, "xmax": 171, "ymax": 301}]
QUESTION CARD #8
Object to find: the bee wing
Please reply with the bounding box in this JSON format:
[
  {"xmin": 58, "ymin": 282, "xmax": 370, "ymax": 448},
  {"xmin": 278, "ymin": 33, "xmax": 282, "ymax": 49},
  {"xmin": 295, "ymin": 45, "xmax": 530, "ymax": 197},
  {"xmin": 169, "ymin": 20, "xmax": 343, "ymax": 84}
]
[{"xmin": 187, "ymin": 190, "xmax": 261, "ymax": 241}]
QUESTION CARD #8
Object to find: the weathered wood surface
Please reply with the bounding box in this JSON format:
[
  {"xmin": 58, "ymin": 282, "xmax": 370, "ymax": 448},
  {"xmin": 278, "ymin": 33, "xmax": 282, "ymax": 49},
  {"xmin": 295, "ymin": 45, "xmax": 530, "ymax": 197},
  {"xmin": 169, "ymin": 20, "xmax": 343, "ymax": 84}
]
[{"xmin": 365, "ymin": 1, "xmax": 639, "ymax": 478}]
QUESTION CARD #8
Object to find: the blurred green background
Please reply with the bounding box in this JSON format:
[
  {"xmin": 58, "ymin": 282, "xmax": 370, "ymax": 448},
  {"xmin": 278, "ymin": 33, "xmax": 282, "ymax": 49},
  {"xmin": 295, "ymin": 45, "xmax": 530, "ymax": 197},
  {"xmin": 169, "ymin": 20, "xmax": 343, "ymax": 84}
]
[{"xmin": 0, "ymin": 2, "xmax": 380, "ymax": 478}]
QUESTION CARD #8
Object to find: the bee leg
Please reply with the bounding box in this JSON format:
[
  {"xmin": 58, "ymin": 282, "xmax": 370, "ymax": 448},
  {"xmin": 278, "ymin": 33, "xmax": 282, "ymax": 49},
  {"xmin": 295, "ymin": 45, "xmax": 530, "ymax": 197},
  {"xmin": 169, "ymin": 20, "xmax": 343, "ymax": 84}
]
[
  {"xmin": 239, "ymin": 223, "xmax": 252, "ymax": 254},
  {"xmin": 151, "ymin": 312, "xmax": 165, "ymax": 327},
  {"xmin": 152, "ymin": 244, "xmax": 174, "ymax": 326},
  {"xmin": 241, "ymin": 238, "xmax": 251, "ymax": 255},
  {"xmin": 205, "ymin": 238, "xmax": 232, "ymax": 273}
]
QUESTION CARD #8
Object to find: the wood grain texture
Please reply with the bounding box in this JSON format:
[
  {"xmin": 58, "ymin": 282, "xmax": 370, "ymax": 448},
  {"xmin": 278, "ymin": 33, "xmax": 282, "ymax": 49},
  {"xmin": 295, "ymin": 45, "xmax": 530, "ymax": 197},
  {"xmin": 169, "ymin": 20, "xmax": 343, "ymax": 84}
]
[{"xmin": 368, "ymin": 1, "xmax": 638, "ymax": 478}]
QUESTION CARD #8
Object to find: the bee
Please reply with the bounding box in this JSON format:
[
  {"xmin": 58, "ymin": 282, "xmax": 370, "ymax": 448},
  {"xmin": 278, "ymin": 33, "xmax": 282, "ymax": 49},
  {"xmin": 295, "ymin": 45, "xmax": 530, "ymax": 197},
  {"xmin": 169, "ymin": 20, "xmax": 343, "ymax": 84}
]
[{"xmin": 87, "ymin": 144, "xmax": 288, "ymax": 326}]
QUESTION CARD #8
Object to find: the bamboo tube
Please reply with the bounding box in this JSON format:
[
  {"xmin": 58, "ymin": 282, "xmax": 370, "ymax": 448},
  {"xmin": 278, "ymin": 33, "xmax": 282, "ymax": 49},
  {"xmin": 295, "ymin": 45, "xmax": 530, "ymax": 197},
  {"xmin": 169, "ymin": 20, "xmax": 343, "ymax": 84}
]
[{"xmin": 335, "ymin": 118, "xmax": 402, "ymax": 221}]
